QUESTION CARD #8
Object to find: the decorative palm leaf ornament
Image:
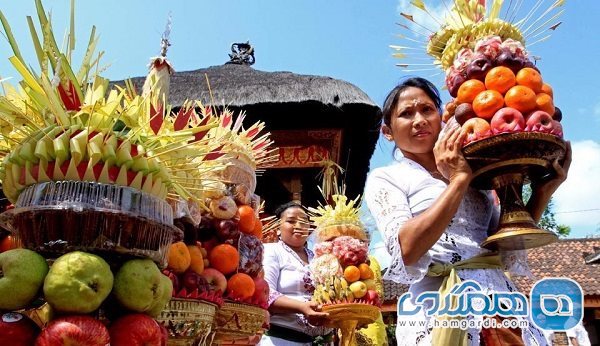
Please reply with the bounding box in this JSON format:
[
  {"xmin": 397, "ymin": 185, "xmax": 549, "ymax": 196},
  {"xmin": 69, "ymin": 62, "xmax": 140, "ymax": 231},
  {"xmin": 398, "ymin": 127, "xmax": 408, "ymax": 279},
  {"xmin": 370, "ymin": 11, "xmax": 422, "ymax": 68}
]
[
  {"xmin": 309, "ymin": 193, "xmax": 367, "ymax": 242},
  {"xmin": 393, "ymin": 0, "xmax": 565, "ymax": 74},
  {"xmin": 0, "ymin": 0, "xmax": 222, "ymax": 203}
]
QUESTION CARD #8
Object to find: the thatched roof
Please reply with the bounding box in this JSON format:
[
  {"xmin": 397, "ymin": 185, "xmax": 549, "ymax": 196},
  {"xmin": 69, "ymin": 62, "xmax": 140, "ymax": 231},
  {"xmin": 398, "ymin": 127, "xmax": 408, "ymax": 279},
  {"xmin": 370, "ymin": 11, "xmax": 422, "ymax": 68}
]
[{"xmin": 114, "ymin": 63, "xmax": 378, "ymax": 108}]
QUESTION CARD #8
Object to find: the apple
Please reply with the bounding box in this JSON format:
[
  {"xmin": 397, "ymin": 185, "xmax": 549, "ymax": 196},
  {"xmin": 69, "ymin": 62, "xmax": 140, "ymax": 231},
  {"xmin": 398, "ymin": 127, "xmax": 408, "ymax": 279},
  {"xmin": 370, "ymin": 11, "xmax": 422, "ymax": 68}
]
[
  {"xmin": 461, "ymin": 117, "xmax": 492, "ymax": 145},
  {"xmin": 466, "ymin": 55, "xmax": 493, "ymax": 81},
  {"xmin": 214, "ymin": 219, "xmax": 240, "ymax": 242},
  {"xmin": 182, "ymin": 269, "xmax": 209, "ymax": 291},
  {"xmin": 158, "ymin": 322, "xmax": 168, "ymax": 346},
  {"xmin": 446, "ymin": 72, "xmax": 466, "ymax": 98},
  {"xmin": 252, "ymin": 277, "xmax": 270, "ymax": 307},
  {"xmin": 0, "ymin": 249, "xmax": 48, "ymax": 310},
  {"xmin": 146, "ymin": 273, "xmax": 174, "ymax": 317},
  {"xmin": 43, "ymin": 251, "xmax": 113, "ymax": 314},
  {"xmin": 490, "ymin": 107, "xmax": 525, "ymax": 134},
  {"xmin": 362, "ymin": 279, "xmax": 377, "ymax": 291},
  {"xmin": 525, "ymin": 110, "xmax": 555, "ymax": 133},
  {"xmin": 109, "ymin": 314, "xmax": 163, "ymax": 346},
  {"xmin": 113, "ymin": 259, "xmax": 168, "ymax": 314},
  {"xmin": 0, "ymin": 234, "xmax": 17, "ymax": 253},
  {"xmin": 495, "ymin": 49, "xmax": 524, "ymax": 74},
  {"xmin": 0, "ymin": 312, "xmax": 40, "ymax": 346},
  {"xmin": 35, "ymin": 315, "xmax": 110, "ymax": 346},
  {"xmin": 454, "ymin": 103, "xmax": 476, "ymax": 125},
  {"xmin": 161, "ymin": 269, "xmax": 179, "ymax": 293},
  {"xmin": 365, "ymin": 290, "xmax": 379, "ymax": 302},
  {"xmin": 200, "ymin": 268, "xmax": 227, "ymax": 294},
  {"xmin": 349, "ymin": 281, "xmax": 367, "ymax": 299},
  {"xmin": 553, "ymin": 106, "xmax": 562, "ymax": 121}
]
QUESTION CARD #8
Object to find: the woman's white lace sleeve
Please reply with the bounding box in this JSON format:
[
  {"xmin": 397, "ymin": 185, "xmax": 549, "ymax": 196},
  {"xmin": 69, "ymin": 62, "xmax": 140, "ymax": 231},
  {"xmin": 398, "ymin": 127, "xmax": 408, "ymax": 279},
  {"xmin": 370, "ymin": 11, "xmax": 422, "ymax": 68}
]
[{"xmin": 364, "ymin": 172, "xmax": 432, "ymax": 284}]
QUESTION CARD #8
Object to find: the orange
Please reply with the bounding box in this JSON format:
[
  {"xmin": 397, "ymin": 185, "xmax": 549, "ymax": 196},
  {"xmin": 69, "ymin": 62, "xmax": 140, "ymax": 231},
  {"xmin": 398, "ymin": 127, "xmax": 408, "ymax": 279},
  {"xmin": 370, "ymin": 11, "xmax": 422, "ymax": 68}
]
[
  {"xmin": 535, "ymin": 93, "xmax": 555, "ymax": 115},
  {"xmin": 167, "ymin": 241, "xmax": 192, "ymax": 274},
  {"xmin": 484, "ymin": 66, "xmax": 516, "ymax": 94},
  {"xmin": 541, "ymin": 83, "xmax": 553, "ymax": 98},
  {"xmin": 343, "ymin": 265, "xmax": 361, "ymax": 283},
  {"xmin": 456, "ymin": 79, "xmax": 486, "ymax": 104},
  {"xmin": 358, "ymin": 263, "xmax": 374, "ymax": 280},
  {"xmin": 208, "ymin": 244, "xmax": 239, "ymax": 275},
  {"xmin": 504, "ymin": 85, "xmax": 537, "ymax": 114},
  {"xmin": 238, "ymin": 205, "xmax": 257, "ymax": 234},
  {"xmin": 227, "ymin": 273, "xmax": 255, "ymax": 300},
  {"xmin": 472, "ymin": 90, "xmax": 504, "ymax": 119},
  {"xmin": 187, "ymin": 244, "xmax": 205, "ymax": 275},
  {"xmin": 516, "ymin": 67, "xmax": 543, "ymax": 93},
  {"xmin": 251, "ymin": 219, "xmax": 263, "ymax": 240}
]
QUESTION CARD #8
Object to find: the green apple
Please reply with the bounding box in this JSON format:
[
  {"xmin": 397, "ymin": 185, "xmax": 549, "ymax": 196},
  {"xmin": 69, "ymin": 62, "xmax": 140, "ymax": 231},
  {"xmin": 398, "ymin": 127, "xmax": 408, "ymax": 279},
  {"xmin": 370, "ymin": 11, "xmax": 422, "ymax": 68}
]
[
  {"xmin": 349, "ymin": 281, "xmax": 367, "ymax": 299},
  {"xmin": 362, "ymin": 279, "xmax": 377, "ymax": 291},
  {"xmin": 113, "ymin": 259, "xmax": 166, "ymax": 313},
  {"xmin": 43, "ymin": 251, "xmax": 113, "ymax": 313},
  {"xmin": 0, "ymin": 248, "xmax": 48, "ymax": 310},
  {"xmin": 146, "ymin": 273, "xmax": 173, "ymax": 317}
]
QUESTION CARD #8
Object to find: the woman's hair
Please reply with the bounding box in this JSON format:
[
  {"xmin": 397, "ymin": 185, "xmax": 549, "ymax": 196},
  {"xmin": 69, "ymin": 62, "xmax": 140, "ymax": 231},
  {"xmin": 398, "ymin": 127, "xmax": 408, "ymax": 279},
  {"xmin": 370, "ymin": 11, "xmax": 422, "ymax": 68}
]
[
  {"xmin": 273, "ymin": 201, "xmax": 306, "ymax": 218},
  {"xmin": 381, "ymin": 77, "xmax": 442, "ymax": 126}
]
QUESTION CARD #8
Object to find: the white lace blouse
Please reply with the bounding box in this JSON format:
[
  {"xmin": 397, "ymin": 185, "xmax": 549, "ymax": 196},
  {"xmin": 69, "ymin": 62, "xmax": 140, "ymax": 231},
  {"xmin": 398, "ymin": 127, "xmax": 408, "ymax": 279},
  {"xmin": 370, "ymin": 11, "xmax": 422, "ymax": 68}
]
[{"xmin": 364, "ymin": 157, "xmax": 547, "ymax": 346}]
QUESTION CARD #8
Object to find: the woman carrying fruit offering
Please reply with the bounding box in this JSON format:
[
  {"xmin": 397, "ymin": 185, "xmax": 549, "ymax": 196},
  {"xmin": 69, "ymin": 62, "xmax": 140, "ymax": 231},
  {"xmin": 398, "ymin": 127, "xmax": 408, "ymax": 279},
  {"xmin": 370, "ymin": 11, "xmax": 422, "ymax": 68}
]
[
  {"xmin": 260, "ymin": 202, "xmax": 332, "ymax": 346},
  {"xmin": 364, "ymin": 77, "xmax": 571, "ymax": 346}
]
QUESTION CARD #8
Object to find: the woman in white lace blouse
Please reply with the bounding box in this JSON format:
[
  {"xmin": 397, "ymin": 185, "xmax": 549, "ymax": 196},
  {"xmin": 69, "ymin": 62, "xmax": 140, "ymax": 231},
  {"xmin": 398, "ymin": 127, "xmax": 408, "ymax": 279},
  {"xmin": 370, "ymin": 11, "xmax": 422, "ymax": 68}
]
[
  {"xmin": 364, "ymin": 77, "xmax": 571, "ymax": 345},
  {"xmin": 260, "ymin": 202, "xmax": 331, "ymax": 346}
]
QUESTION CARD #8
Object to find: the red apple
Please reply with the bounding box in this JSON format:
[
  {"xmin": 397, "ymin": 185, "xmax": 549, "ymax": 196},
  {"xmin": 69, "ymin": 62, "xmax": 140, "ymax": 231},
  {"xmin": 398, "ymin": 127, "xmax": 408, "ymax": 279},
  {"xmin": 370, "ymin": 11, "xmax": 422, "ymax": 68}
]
[
  {"xmin": 182, "ymin": 269, "xmax": 209, "ymax": 291},
  {"xmin": 35, "ymin": 316, "xmax": 109, "ymax": 346},
  {"xmin": 0, "ymin": 312, "xmax": 40, "ymax": 346},
  {"xmin": 461, "ymin": 117, "xmax": 492, "ymax": 145},
  {"xmin": 200, "ymin": 268, "xmax": 227, "ymax": 294},
  {"xmin": 158, "ymin": 322, "xmax": 168, "ymax": 346},
  {"xmin": 252, "ymin": 277, "xmax": 270, "ymax": 307},
  {"xmin": 525, "ymin": 110, "xmax": 555, "ymax": 133},
  {"xmin": 364, "ymin": 290, "xmax": 381, "ymax": 306},
  {"xmin": 490, "ymin": 107, "xmax": 525, "ymax": 134},
  {"xmin": 109, "ymin": 314, "xmax": 163, "ymax": 346}
]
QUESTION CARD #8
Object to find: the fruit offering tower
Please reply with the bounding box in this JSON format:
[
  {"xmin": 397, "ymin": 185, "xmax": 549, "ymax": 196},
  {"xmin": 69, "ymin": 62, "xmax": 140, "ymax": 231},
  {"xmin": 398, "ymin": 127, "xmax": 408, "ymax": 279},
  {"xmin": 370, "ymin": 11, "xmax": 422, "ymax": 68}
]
[
  {"xmin": 0, "ymin": 1, "xmax": 225, "ymax": 345},
  {"xmin": 166, "ymin": 109, "xmax": 276, "ymax": 345},
  {"xmin": 393, "ymin": 0, "xmax": 568, "ymax": 250},
  {"xmin": 308, "ymin": 194, "xmax": 380, "ymax": 346}
]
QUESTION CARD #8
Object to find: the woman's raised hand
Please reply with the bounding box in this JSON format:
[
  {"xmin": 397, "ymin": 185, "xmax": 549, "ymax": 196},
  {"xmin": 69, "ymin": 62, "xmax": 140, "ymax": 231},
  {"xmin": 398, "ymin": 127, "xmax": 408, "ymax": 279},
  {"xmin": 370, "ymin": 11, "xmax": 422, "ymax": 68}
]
[
  {"xmin": 300, "ymin": 301, "xmax": 329, "ymax": 326},
  {"xmin": 433, "ymin": 123, "xmax": 472, "ymax": 184},
  {"xmin": 533, "ymin": 140, "xmax": 572, "ymax": 196}
]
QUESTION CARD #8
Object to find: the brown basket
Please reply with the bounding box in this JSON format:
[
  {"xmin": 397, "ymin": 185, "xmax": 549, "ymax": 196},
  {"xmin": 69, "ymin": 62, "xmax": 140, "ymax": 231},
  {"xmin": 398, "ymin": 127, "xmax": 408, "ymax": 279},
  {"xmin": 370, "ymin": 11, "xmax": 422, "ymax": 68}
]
[
  {"xmin": 156, "ymin": 298, "xmax": 218, "ymax": 346},
  {"xmin": 213, "ymin": 301, "xmax": 267, "ymax": 343}
]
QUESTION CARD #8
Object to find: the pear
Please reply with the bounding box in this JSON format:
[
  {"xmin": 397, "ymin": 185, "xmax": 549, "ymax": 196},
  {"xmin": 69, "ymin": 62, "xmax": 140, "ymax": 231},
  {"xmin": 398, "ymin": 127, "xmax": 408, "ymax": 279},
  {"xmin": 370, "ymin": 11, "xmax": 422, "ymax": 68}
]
[
  {"xmin": 0, "ymin": 249, "xmax": 48, "ymax": 310},
  {"xmin": 113, "ymin": 259, "xmax": 165, "ymax": 313},
  {"xmin": 43, "ymin": 251, "xmax": 113, "ymax": 313},
  {"xmin": 146, "ymin": 273, "xmax": 173, "ymax": 317}
]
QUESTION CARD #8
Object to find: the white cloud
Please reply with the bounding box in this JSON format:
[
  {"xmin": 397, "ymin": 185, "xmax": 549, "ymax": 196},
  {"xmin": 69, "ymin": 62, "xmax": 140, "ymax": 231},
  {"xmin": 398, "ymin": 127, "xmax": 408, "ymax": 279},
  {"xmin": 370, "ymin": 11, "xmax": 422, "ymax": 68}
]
[{"xmin": 553, "ymin": 140, "xmax": 600, "ymax": 236}]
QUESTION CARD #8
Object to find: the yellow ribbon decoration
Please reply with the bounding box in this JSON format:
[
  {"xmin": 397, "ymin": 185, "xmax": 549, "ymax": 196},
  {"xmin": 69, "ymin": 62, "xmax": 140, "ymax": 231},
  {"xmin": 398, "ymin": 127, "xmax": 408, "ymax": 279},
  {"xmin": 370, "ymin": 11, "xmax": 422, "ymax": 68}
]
[{"xmin": 427, "ymin": 253, "xmax": 503, "ymax": 346}]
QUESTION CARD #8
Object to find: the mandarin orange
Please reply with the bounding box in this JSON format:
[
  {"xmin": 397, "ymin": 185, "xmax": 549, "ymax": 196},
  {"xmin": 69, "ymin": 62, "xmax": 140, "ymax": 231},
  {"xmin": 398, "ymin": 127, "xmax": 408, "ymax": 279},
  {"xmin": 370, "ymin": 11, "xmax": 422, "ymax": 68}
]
[
  {"xmin": 504, "ymin": 85, "xmax": 537, "ymax": 113},
  {"xmin": 516, "ymin": 68, "xmax": 543, "ymax": 93},
  {"xmin": 456, "ymin": 79, "xmax": 486, "ymax": 104},
  {"xmin": 472, "ymin": 90, "xmax": 504, "ymax": 119},
  {"xmin": 485, "ymin": 66, "xmax": 516, "ymax": 94}
]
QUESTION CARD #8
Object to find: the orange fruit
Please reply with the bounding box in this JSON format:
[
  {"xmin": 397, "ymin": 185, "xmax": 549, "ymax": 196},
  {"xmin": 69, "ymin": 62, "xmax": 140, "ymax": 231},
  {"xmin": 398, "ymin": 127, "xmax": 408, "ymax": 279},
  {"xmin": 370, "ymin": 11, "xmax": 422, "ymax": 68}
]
[
  {"xmin": 516, "ymin": 67, "xmax": 543, "ymax": 93},
  {"xmin": 535, "ymin": 93, "xmax": 555, "ymax": 115},
  {"xmin": 358, "ymin": 263, "xmax": 374, "ymax": 280},
  {"xmin": 456, "ymin": 79, "xmax": 486, "ymax": 104},
  {"xmin": 504, "ymin": 85, "xmax": 537, "ymax": 114},
  {"xmin": 208, "ymin": 244, "xmax": 239, "ymax": 275},
  {"xmin": 167, "ymin": 241, "xmax": 192, "ymax": 274},
  {"xmin": 343, "ymin": 265, "xmax": 361, "ymax": 283},
  {"xmin": 238, "ymin": 205, "xmax": 257, "ymax": 234},
  {"xmin": 252, "ymin": 219, "xmax": 263, "ymax": 240},
  {"xmin": 227, "ymin": 273, "xmax": 255, "ymax": 300},
  {"xmin": 541, "ymin": 83, "xmax": 553, "ymax": 98},
  {"xmin": 472, "ymin": 90, "xmax": 504, "ymax": 119},
  {"xmin": 484, "ymin": 66, "xmax": 516, "ymax": 94},
  {"xmin": 187, "ymin": 244, "xmax": 205, "ymax": 275}
]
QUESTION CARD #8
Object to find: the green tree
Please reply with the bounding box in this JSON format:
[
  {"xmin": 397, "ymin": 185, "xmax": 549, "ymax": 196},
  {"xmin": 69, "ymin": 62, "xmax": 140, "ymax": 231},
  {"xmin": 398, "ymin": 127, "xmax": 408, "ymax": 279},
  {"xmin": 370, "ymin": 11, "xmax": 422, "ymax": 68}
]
[{"xmin": 522, "ymin": 185, "xmax": 571, "ymax": 237}]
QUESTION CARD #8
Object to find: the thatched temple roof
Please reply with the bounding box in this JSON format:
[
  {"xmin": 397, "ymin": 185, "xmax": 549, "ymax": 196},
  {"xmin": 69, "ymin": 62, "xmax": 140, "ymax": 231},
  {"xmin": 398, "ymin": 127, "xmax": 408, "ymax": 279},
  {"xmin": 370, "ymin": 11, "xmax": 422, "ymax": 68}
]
[{"xmin": 113, "ymin": 63, "xmax": 382, "ymax": 209}]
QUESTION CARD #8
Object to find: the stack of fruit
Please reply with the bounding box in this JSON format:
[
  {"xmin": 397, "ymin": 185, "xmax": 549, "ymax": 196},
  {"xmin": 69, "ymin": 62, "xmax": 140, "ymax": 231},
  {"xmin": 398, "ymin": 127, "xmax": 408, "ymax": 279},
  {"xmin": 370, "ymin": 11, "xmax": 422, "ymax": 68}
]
[
  {"xmin": 307, "ymin": 194, "xmax": 381, "ymax": 345},
  {"xmin": 0, "ymin": 2, "xmax": 222, "ymax": 345},
  {"xmin": 444, "ymin": 36, "xmax": 563, "ymax": 145},
  {"xmin": 166, "ymin": 111, "xmax": 275, "ymax": 344}
]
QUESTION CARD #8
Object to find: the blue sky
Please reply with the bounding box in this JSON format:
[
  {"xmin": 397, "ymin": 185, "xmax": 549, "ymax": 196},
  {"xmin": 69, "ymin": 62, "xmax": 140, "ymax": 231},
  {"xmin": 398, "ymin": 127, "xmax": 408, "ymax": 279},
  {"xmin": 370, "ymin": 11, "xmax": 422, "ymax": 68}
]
[{"xmin": 1, "ymin": 0, "xmax": 599, "ymax": 239}]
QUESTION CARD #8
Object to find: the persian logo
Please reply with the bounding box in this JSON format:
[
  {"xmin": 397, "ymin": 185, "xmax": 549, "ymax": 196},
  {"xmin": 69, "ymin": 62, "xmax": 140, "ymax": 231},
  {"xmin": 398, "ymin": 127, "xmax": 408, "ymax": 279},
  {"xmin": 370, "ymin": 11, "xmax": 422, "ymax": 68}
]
[{"xmin": 530, "ymin": 278, "xmax": 583, "ymax": 331}]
